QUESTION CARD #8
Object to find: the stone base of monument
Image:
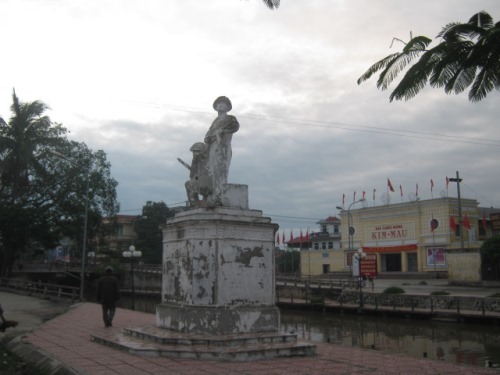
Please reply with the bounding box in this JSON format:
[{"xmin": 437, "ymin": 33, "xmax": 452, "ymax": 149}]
[
  {"xmin": 90, "ymin": 325, "xmax": 316, "ymax": 361},
  {"xmin": 91, "ymin": 203, "xmax": 316, "ymax": 361}
]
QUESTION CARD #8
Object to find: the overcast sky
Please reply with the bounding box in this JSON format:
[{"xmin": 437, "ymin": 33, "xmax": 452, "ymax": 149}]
[{"xmin": 1, "ymin": 0, "xmax": 499, "ymax": 236}]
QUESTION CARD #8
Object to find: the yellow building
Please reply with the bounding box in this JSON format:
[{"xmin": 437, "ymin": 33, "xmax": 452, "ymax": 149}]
[{"xmin": 301, "ymin": 197, "xmax": 484, "ymax": 279}]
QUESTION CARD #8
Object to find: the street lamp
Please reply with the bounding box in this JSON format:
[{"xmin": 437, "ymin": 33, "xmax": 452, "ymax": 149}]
[
  {"xmin": 122, "ymin": 245, "xmax": 142, "ymax": 310},
  {"xmin": 337, "ymin": 198, "xmax": 365, "ymax": 252},
  {"xmin": 51, "ymin": 151, "xmax": 91, "ymax": 301},
  {"xmin": 354, "ymin": 248, "xmax": 366, "ymax": 309}
]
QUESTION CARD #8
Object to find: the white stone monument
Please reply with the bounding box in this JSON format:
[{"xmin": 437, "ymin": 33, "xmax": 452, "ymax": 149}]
[
  {"xmin": 92, "ymin": 97, "xmax": 315, "ymax": 360},
  {"xmin": 158, "ymin": 96, "xmax": 280, "ymax": 334}
]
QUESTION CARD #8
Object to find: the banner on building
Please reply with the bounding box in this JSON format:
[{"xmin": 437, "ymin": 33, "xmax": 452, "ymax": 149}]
[{"xmin": 426, "ymin": 247, "xmax": 446, "ymax": 267}]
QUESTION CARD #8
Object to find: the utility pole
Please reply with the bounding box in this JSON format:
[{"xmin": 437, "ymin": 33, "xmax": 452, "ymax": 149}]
[{"xmin": 449, "ymin": 171, "xmax": 464, "ymax": 251}]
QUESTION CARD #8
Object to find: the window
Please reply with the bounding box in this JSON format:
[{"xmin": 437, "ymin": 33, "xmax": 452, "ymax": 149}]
[
  {"xmin": 321, "ymin": 225, "xmax": 327, "ymax": 233},
  {"xmin": 322, "ymin": 251, "xmax": 329, "ymax": 258},
  {"xmin": 333, "ymin": 224, "xmax": 339, "ymax": 234},
  {"xmin": 321, "ymin": 242, "xmax": 326, "ymax": 250},
  {"xmin": 314, "ymin": 243, "xmax": 319, "ymax": 250},
  {"xmin": 328, "ymin": 242, "xmax": 333, "ymax": 249}
]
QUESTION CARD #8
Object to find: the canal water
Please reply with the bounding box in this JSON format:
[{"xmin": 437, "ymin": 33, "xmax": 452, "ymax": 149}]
[{"xmin": 113, "ymin": 295, "xmax": 500, "ymax": 369}]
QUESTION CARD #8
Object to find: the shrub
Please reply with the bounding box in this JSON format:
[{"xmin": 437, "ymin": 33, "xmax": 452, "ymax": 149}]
[
  {"xmin": 382, "ymin": 287, "xmax": 405, "ymax": 294},
  {"xmin": 430, "ymin": 291, "xmax": 450, "ymax": 296}
]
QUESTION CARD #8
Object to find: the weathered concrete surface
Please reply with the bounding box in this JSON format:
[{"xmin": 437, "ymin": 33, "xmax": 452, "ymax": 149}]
[{"xmin": 156, "ymin": 207, "xmax": 279, "ymax": 334}]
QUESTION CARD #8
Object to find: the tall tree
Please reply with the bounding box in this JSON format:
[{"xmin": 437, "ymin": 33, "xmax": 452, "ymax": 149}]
[
  {"xmin": 0, "ymin": 90, "xmax": 66, "ymax": 198},
  {"xmin": 357, "ymin": 11, "xmax": 500, "ymax": 102},
  {"xmin": 134, "ymin": 201, "xmax": 174, "ymax": 264},
  {"xmin": 0, "ymin": 91, "xmax": 119, "ymax": 276}
]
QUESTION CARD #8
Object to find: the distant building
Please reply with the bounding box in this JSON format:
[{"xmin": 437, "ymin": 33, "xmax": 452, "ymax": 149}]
[{"xmin": 301, "ymin": 197, "xmax": 499, "ymax": 282}]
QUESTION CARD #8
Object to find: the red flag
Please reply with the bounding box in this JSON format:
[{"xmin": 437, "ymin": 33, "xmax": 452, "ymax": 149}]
[
  {"xmin": 387, "ymin": 178, "xmax": 395, "ymax": 192},
  {"xmin": 290, "ymin": 230, "xmax": 294, "ymax": 242},
  {"xmin": 416, "ymin": 183, "xmax": 419, "ymax": 197},
  {"xmin": 463, "ymin": 213, "xmax": 471, "ymax": 230},
  {"xmin": 362, "ymin": 191, "xmax": 366, "ymax": 199},
  {"xmin": 482, "ymin": 213, "xmax": 487, "ymax": 231},
  {"xmin": 399, "ymin": 185, "xmax": 403, "ymax": 197},
  {"xmin": 431, "ymin": 179, "xmax": 434, "ymax": 192},
  {"xmin": 305, "ymin": 230, "xmax": 309, "ymax": 241},
  {"xmin": 450, "ymin": 215, "xmax": 457, "ymax": 231},
  {"xmin": 276, "ymin": 232, "xmax": 280, "ymax": 245},
  {"xmin": 282, "ymin": 232, "xmax": 285, "ymax": 244}
]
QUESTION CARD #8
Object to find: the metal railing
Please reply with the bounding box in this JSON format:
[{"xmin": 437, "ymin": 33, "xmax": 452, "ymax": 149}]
[{"xmin": 0, "ymin": 278, "xmax": 79, "ymax": 302}]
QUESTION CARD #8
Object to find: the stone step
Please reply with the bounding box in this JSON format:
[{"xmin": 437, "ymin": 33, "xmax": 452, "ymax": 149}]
[
  {"xmin": 123, "ymin": 325, "xmax": 298, "ymax": 347},
  {"xmin": 90, "ymin": 327, "xmax": 316, "ymax": 361}
]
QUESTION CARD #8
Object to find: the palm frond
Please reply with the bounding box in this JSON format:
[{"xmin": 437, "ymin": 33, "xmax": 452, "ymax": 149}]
[
  {"xmin": 388, "ymin": 49, "xmax": 437, "ymax": 101},
  {"xmin": 358, "ymin": 36, "xmax": 431, "ymax": 90},
  {"xmin": 262, "ymin": 0, "xmax": 280, "ymax": 10}
]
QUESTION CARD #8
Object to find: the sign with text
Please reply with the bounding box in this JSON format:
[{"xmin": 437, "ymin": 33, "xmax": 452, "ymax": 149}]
[
  {"xmin": 352, "ymin": 253, "xmax": 377, "ymax": 277},
  {"xmin": 366, "ymin": 222, "xmax": 415, "ymax": 241},
  {"xmin": 360, "ymin": 255, "xmax": 377, "ymax": 277}
]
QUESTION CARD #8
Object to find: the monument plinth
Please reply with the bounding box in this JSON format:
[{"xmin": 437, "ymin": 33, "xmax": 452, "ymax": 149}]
[
  {"xmin": 156, "ymin": 205, "xmax": 279, "ymax": 334},
  {"xmin": 91, "ymin": 96, "xmax": 315, "ymax": 360}
]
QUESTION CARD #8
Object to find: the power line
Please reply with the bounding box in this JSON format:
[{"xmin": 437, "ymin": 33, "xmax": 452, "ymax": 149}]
[{"xmin": 125, "ymin": 100, "xmax": 500, "ymax": 147}]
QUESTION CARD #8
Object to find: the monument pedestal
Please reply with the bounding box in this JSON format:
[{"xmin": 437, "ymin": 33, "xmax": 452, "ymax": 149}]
[{"xmin": 156, "ymin": 207, "xmax": 279, "ymax": 334}]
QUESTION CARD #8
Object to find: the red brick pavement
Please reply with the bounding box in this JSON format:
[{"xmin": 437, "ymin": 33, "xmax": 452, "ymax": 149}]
[{"xmin": 21, "ymin": 302, "xmax": 499, "ymax": 375}]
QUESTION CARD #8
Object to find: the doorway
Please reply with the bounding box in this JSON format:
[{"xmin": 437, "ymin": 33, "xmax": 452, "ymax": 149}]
[{"xmin": 381, "ymin": 253, "xmax": 402, "ymax": 272}]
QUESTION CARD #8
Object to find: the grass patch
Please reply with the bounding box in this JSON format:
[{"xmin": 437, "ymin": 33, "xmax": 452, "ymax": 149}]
[
  {"xmin": 0, "ymin": 339, "xmax": 48, "ymax": 375},
  {"xmin": 382, "ymin": 287, "xmax": 405, "ymax": 294},
  {"xmin": 430, "ymin": 291, "xmax": 450, "ymax": 296}
]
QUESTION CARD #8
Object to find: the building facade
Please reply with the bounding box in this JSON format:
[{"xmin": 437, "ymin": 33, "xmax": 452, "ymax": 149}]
[
  {"xmin": 338, "ymin": 197, "xmax": 482, "ymax": 276},
  {"xmin": 300, "ymin": 197, "xmax": 499, "ymax": 279}
]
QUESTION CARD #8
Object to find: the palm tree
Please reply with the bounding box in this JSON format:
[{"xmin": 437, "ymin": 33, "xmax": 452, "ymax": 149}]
[
  {"xmin": 357, "ymin": 11, "xmax": 500, "ymax": 102},
  {"xmin": 0, "ymin": 90, "xmax": 64, "ymax": 198}
]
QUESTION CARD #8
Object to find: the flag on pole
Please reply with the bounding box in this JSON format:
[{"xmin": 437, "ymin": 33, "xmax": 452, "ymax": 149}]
[
  {"xmin": 290, "ymin": 229, "xmax": 294, "ymax": 242},
  {"xmin": 450, "ymin": 215, "xmax": 457, "ymax": 231},
  {"xmin": 342, "ymin": 193, "xmax": 345, "ymax": 206},
  {"xmin": 446, "ymin": 176, "xmax": 449, "ymax": 191},
  {"xmin": 305, "ymin": 230, "xmax": 309, "ymax": 242},
  {"xmin": 387, "ymin": 178, "xmax": 395, "ymax": 192},
  {"xmin": 463, "ymin": 213, "xmax": 471, "ymax": 230},
  {"xmin": 399, "ymin": 184, "xmax": 403, "ymax": 197},
  {"xmin": 353, "ymin": 191, "xmax": 356, "ymax": 202},
  {"xmin": 431, "ymin": 179, "xmax": 434, "ymax": 192},
  {"xmin": 416, "ymin": 183, "xmax": 419, "ymax": 197},
  {"xmin": 300, "ymin": 229, "xmax": 303, "ymax": 242},
  {"xmin": 282, "ymin": 232, "xmax": 285, "ymax": 244},
  {"xmin": 362, "ymin": 191, "xmax": 366, "ymax": 199},
  {"xmin": 276, "ymin": 232, "xmax": 280, "ymax": 245},
  {"xmin": 373, "ymin": 188, "xmax": 376, "ymax": 201}
]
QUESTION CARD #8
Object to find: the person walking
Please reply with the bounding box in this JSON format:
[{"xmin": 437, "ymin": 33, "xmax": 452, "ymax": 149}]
[{"xmin": 97, "ymin": 266, "xmax": 120, "ymax": 327}]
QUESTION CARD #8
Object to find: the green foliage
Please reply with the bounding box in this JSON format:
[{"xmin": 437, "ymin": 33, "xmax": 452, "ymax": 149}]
[
  {"xmin": 276, "ymin": 249, "xmax": 300, "ymax": 274},
  {"xmin": 382, "ymin": 287, "xmax": 406, "ymax": 294},
  {"xmin": 358, "ymin": 11, "xmax": 500, "ymax": 102},
  {"xmin": 481, "ymin": 235, "xmax": 500, "ymax": 263},
  {"xmin": 134, "ymin": 201, "xmax": 174, "ymax": 264},
  {"xmin": 0, "ymin": 90, "xmax": 119, "ymax": 276},
  {"xmin": 430, "ymin": 291, "xmax": 450, "ymax": 296}
]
